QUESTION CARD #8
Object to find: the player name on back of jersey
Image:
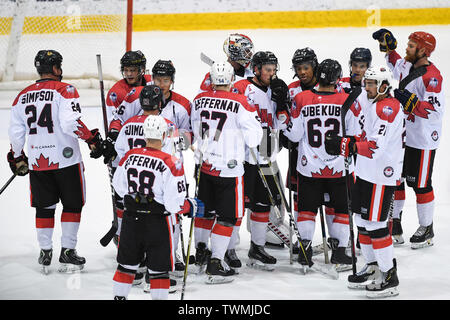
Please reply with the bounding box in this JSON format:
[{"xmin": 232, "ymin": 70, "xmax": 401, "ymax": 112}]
[
  {"xmin": 194, "ymin": 97, "xmax": 241, "ymax": 113},
  {"xmin": 301, "ymin": 104, "xmax": 342, "ymax": 117},
  {"xmin": 20, "ymin": 90, "xmax": 54, "ymax": 104},
  {"xmin": 124, "ymin": 124, "xmax": 144, "ymax": 136},
  {"xmin": 124, "ymin": 154, "xmax": 167, "ymax": 173}
]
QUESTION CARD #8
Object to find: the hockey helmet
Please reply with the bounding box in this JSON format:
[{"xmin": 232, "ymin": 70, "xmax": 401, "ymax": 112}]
[
  {"xmin": 34, "ymin": 50, "xmax": 63, "ymax": 75},
  {"xmin": 120, "ymin": 50, "xmax": 146, "ymax": 72},
  {"xmin": 408, "ymin": 31, "xmax": 436, "ymax": 57},
  {"xmin": 143, "ymin": 115, "xmax": 168, "ymax": 141},
  {"xmin": 349, "ymin": 48, "xmax": 372, "ymax": 66},
  {"xmin": 210, "ymin": 61, "xmax": 235, "ymax": 85},
  {"xmin": 317, "ymin": 59, "xmax": 342, "ymax": 85},
  {"xmin": 251, "ymin": 51, "xmax": 279, "ymax": 72},
  {"xmin": 364, "ymin": 65, "xmax": 393, "ymax": 95},
  {"xmin": 152, "ymin": 60, "xmax": 176, "ymax": 81},
  {"xmin": 223, "ymin": 33, "xmax": 254, "ymax": 67},
  {"xmin": 140, "ymin": 85, "xmax": 163, "ymax": 111},
  {"xmin": 292, "ymin": 47, "xmax": 318, "ymax": 69}
]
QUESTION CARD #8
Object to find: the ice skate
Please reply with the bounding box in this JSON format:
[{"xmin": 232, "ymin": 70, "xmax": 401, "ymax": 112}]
[
  {"xmin": 194, "ymin": 242, "xmax": 211, "ymax": 274},
  {"xmin": 224, "ymin": 249, "xmax": 242, "ymax": 269},
  {"xmin": 58, "ymin": 248, "xmax": 85, "ymax": 273},
  {"xmin": 348, "ymin": 262, "xmax": 381, "ymax": 289},
  {"xmin": 366, "ymin": 260, "xmax": 399, "ymax": 298},
  {"xmin": 410, "ymin": 223, "xmax": 434, "ymax": 249},
  {"xmin": 38, "ymin": 248, "xmax": 52, "ymax": 275},
  {"xmin": 392, "ymin": 218, "xmax": 405, "ymax": 246},
  {"xmin": 170, "ymin": 255, "xmax": 185, "ymax": 278},
  {"xmin": 327, "ymin": 238, "xmax": 354, "ymax": 272},
  {"xmin": 143, "ymin": 274, "xmax": 177, "ymax": 294},
  {"xmin": 205, "ymin": 258, "xmax": 235, "ymax": 284},
  {"xmin": 247, "ymin": 241, "xmax": 276, "ymax": 271}
]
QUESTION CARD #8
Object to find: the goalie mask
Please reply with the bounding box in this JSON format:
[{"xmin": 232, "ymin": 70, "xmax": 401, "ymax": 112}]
[{"xmin": 223, "ymin": 33, "xmax": 254, "ymax": 67}]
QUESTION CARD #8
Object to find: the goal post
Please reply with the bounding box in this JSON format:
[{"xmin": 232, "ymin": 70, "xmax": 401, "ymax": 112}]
[{"xmin": 0, "ymin": 0, "xmax": 134, "ymax": 89}]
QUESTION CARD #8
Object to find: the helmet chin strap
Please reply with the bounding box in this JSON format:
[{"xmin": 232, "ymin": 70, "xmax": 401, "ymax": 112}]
[{"xmin": 372, "ymin": 83, "xmax": 391, "ymax": 102}]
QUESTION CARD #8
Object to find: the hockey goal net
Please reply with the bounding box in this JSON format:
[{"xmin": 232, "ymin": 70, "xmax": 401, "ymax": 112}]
[{"xmin": 0, "ymin": 0, "xmax": 132, "ymax": 90}]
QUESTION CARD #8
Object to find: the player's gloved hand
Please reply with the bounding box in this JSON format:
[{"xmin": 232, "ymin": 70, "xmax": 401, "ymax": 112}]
[
  {"xmin": 85, "ymin": 129, "xmax": 103, "ymax": 159},
  {"xmin": 394, "ymin": 88, "xmax": 419, "ymax": 114},
  {"xmin": 177, "ymin": 130, "xmax": 192, "ymax": 151},
  {"xmin": 101, "ymin": 129, "xmax": 119, "ymax": 164},
  {"xmin": 372, "ymin": 28, "xmax": 397, "ymax": 52},
  {"xmin": 324, "ymin": 133, "xmax": 356, "ymax": 157},
  {"xmin": 185, "ymin": 198, "xmax": 205, "ymax": 218},
  {"xmin": 270, "ymin": 77, "xmax": 290, "ymax": 107},
  {"xmin": 7, "ymin": 150, "xmax": 29, "ymax": 176}
]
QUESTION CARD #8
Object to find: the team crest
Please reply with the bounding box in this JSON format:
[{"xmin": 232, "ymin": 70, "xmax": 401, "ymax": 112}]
[
  {"xmin": 383, "ymin": 166, "xmax": 394, "ymax": 177},
  {"xmin": 109, "ymin": 92, "xmax": 117, "ymax": 102},
  {"xmin": 382, "ymin": 105, "xmax": 393, "ymax": 116},
  {"xmin": 431, "ymin": 130, "xmax": 439, "ymax": 141},
  {"xmin": 429, "ymin": 77, "xmax": 439, "ymax": 88},
  {"xmin": 301, "ymin": 155, "xmax": 308, "ymax": 166},
  {"xmin": 66, "ymin": 85, "xmax": 75, "ymax": 93}
]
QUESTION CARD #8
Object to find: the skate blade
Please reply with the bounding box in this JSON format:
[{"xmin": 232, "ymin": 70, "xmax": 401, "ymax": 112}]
[
  {"xmin": 246, "ymin": 259, "xmax": 275, "ymax": 272},
  {"xmin": 333, "ymin": 264, "xmax": 353, "ymax": 272},
  {"xmin": 205, "ymin": 275, "xmax": 235, "ymax": 284},
  {"xmin": 143, "ymin": 283, "xmax": 178, "ymax": 294},
  {"xmin": 392, "ymin": 235, "xmax": 405, "ymax": 246},
  {"xmin": 348, "ymin": 280, "xmax": 375, "ymax": 290},
  {"xmin": 58, "ymin": 263, "xmax": 84, "ymax": 273},
  {"xmin": 366, "ymin": 287, "xmax": 399, "ymax": 299},
  {"xmin": 41, "ymin": 265, "xmax": 50, "ymax": 275},
  {"xmin": 411, "ymin": 239, "xmax": 433, "ymax": 249},
  {"xmin": 299, "ymin": 263, "xmax": 339, "ymax": 280},
  {"xmin": 195, "ymin": 264, "xmax": 207, "ymax": 275},
  {"xmin": 170, "ymin": 270, "xmax": 185, "ymax": 278}
]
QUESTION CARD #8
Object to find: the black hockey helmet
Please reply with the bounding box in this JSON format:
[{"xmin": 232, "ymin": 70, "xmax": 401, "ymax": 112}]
[
  {"xmin": 140, "ymin": 85, "xmax": 163, "ymax": 111},
  {"xmin": 317, "ymin": 59, "xmax": 342, "ymax": 85},
  {"xmin": 251, "ymin": 51, "xmax": 278, "ymax": 72},
  {"xmin": 349, "ymin": 47, "xmax": 372, "ymax": 66},
  {"xmin": 34, "ymin": 50, "xmax": 63, "ymax": 75},
  {"xmin": 292, "ymin": 47, "xmax": 318, "ymax": 69},
  {"xmin": 151, "ymin": 60, "xmax": 176, "ymax": 81},
  {"xmin": 120, "ymin": 50, "xmax": 146, "ymax": 72}
]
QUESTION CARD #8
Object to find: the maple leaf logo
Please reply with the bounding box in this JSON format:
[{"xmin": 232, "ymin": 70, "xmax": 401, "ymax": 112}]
[
  {"xmin": 200, "ymin": 161, "xmax": 221, "ymax": 177},
  {"xmin": 406, "ymin": 103, "xmax": 436, "ymax": 122},
  {"xmin": 311, "ymin": 166, "xmax": 343, "ymax": 178},
  {"xmin": 32, "ymin": 154, "xmax": 59, "ymax": 171}
]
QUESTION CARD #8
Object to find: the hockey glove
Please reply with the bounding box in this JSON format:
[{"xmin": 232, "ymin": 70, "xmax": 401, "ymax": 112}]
[
  {"xmin": 372, "ymin": 28, "xmax": 397, "ymax": 52},
  {"xmin": 324, "ymin": 133, "xmax": 356, "ymax": 157},
  {"xmin": 7, "ymin": 150, "xmax": 29, "ymax": 176},
  {"xmin": 186, "ymin": 198, "xmax": 205, "ymax": 218},
  {"xmin": 101, "ymin": 129, "xmax": 119, "ymax": 164},
  {"xmin": 85, "ymin": 129, "xmax": 103, "ymax": 159},
  {"xmin": 394, "ymin": 88, "xmax": 418, "ymax": 114},
  {"xmin": 270, "ymin": 77, "xmax": 290, "ymax": 109}
]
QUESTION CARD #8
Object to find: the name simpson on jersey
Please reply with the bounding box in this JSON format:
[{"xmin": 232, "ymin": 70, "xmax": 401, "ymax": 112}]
[
  {"xmin": 301, "ymin": 104, "xmax": 342, "ymax": 117},
  {"xmin": 124, "ymin": 154, "xmax": 167, "ymax": 173},
  {"xmin": 21, "ymin": 90, "xmax": 54, "ymax": 104},
  {"xmin": 194, "ymin": 97, "xmax": 240, "ymax": 113}
]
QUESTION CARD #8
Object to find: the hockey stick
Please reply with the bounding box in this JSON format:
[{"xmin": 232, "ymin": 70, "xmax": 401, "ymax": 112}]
[
  {"xmin": 318, "ymin": 206, "xmax": 330, "ymax": 264},
  {"xmin": 200, "ymin": 52, "xmax": 214, "ymax": 66},
  {"xmin": 0, "ymin": 173, "xmax": 16, "ymax": 196},
  {"xmin": 398, "ymin": 65, "xmax": 427, "ymax": 90},
  {"xmin": 340, "ymin": 86, "xmax": 362, "ymax": 275},
  {"xmin": 97, "ymin": 54, "xmax": 119, "ymax": 247},
  {"xmin": 287, "ymin": 142, "xmax": 294, "ymax": 264}
]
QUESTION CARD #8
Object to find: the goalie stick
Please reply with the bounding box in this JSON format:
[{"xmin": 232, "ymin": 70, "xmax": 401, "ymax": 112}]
[
  {"xmin": 97, "ymin": 54, "xmax": 119, "ymax": 247},
  {"xmin": 200, "ymin": 52, "xmax": 214, "ymax": 66}
]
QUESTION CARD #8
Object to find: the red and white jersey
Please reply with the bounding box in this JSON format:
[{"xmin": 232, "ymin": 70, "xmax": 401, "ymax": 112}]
[
  {"xmin": 109, "ymin": 86, "xmax": 144, "ymax": 131},
  {"xmin": 283, "ymin": 90, "xmax": 361, "ymax": 178},
  {"xmin": 198, "ymin": 68, "xmax": 254, "ymax": 94},
  {"xmin": 159, "ymin": 91, "xmax": 192, "ymax": 139},
  {"xmin": 113, "ymin": 147, "xmax": 186, "ymax": 215},
  {"xmin": 115, "ymin": 115, "xmax": 181, "ymax": 160},
  {"xmin": 9, "ymin": 79, "xmax": 92, "ymax": 171},
  {"xmin": 191, "ymin": 89, "xmax": 263, "ymax": 178},
  {"xmin": 288, "ymin": 80, "xmax": 319, "ymax": 101},
  {"xmin": 233, "ymin": 78, "xmax": 287, "ymax": 165},
  {"xmin": 105, "ymin": 75, "xmax": 152, "ymax": 125},
  {"xmin": 386, "ymin": 51, "xmax": 445, "ymax": 150},
  {"xmin": 355, "ymin": 96, "xmax": 405, "ymax": 186}
]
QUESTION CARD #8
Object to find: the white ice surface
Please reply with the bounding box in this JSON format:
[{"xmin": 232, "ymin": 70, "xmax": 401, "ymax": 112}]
[{"xmin": 0, "ymin": 25, "xmax": 449, "ymax": 300}]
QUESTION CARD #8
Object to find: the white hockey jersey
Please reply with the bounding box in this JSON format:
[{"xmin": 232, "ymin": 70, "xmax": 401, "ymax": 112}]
[
  {"xmin": 386, "ymin": 51, "xmax": 445, "ymax": 150},
  {"xmin": 283, "ymin": 90, "xmax": 361, "ymax": 178},
  {"xmin": 198, "ymin": 67, "xmax": 254, "ymax": 94},
  {"xmin": 355, "ymin": 96, "xmax": 405, "ymax": 186},
  {"xmin": 9, "ymin": 79, "xmax": 92, "ymax": 171},
  {"xmin": 191, "ymin": 89, "xmax": 263, "ymax": 178},
  {"xmin": 233, "ymin": 78, "xmax": 287, "ymax": 165},
  {"xmin": 288, "ymin": 80, "xmax": 319, "ymax": 101},
  {"xmin": 113, "ymin": 147, "xmax": 187, "ymax": 214},
  {"xmin": 115, "ymin": 115, "xmax": 181, "ymax": 160}
]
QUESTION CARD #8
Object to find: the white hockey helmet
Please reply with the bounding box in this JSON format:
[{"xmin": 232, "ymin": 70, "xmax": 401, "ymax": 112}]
[
  {"xmin": 364, "ymin": 65, "xmax": 393, "ymax": 95},
  {"xmin": 143, "ymin": 115, "xmax": 168, "ymax": 143},
  {"xmin": 210, "ymin": 61, "xmax": 235, "ymax": 85}
]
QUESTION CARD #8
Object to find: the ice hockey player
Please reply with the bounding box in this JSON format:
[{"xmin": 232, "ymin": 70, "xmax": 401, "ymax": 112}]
[
  {"xmin": 191, "ymin": 61, "xmax": 263, "ymax": 282},
  {"xmin": 199, "ymin": 33, "xmax": 254, "ymax": 93},
  {"xmin": 233, "ymin": 51, "xmax": 290, "ymax": 271},
  {"xmin": 8, "ymin": 50, "xmax": 103, "ymax": 274},
  {"xmin": 282, "ymin": 59, "xmax": 361, "ymax": 270},
  {"xmin": 325, "ymin": 65, "xmax": 403, "ymax": 298},
  {"xmin": 112, "ymin": 114, "xmax": 204, "ymax": 300},
  {"xmin": 339, "ymin": 48, "xmax": 372, "ymax": 93},
  {"xmin": 372, "ymin": 29, "xmax": 445, "ymax": 249},
  {"xmin": 104, "ymin": 50, "xmax": 152, "ymax": 246}
]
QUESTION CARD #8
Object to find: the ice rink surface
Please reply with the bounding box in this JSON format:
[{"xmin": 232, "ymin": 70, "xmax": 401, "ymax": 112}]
[{"xmin": 0, "ymin": 25, "xmax": 449, "ymax": 301}]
